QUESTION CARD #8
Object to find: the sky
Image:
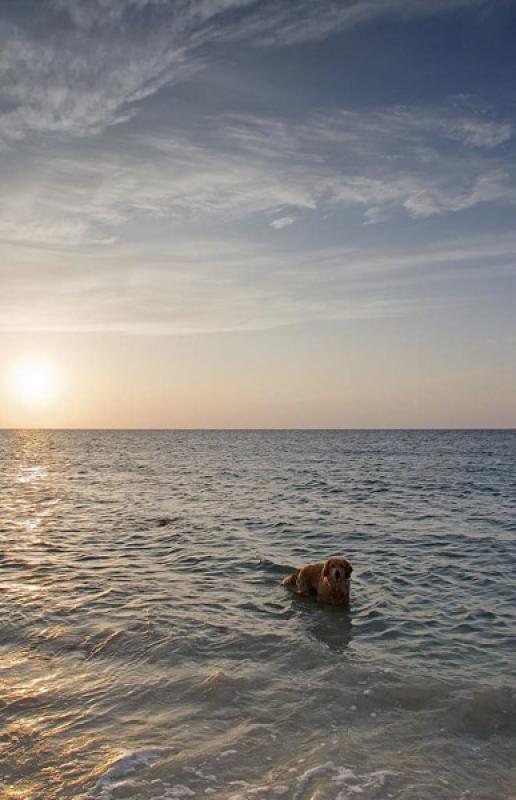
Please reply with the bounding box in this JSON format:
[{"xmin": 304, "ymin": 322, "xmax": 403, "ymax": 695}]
[{"xmin": 0, "ymin": 0, "xmax": 515, "ymax": 428}]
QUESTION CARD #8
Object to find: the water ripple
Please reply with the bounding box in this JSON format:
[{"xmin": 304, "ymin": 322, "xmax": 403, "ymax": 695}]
[{"xmin": 0, "ymin": 429, "xmax": 515, "ymax": 800}]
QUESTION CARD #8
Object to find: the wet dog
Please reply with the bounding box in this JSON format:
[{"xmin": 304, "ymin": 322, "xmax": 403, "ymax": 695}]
[{"xmin": 282, "ymin": 557, "xmax": 352, "ymax": 606}]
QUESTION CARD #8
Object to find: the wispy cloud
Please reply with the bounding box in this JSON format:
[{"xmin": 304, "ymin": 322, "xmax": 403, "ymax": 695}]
[
  {"xmin": 1, "ymin": 231, "xmax": 515, "ymax": 335},
  {"xmin": 0, "ymin": 0, "xmax": 505, "ymax": 145},
  {"xmin": 0, "ymin": 0, "xmax": 514, "ymax": 342},
  {"xmin": 0, "ymin": 23, "xmax": 202, "ymax": 142},
  {"xmin": 1, "ymin": 103, "xmax": 513, "ymax": 251},
  {"xmin": 271, "ymin": 216, "xmax": 296, "ymax": 229},
  {"xmin": 229, "ymin": 0, "xmax": 497, "ymax": 47},
  {"xmin": 221, "ymin": 107, "xmax": 515, "ymax": 220}
]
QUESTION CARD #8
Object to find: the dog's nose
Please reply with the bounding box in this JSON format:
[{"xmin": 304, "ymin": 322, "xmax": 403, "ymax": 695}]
[{"xmin": 335, "ymin": 570, "xmax": 341, "ymax": 580}]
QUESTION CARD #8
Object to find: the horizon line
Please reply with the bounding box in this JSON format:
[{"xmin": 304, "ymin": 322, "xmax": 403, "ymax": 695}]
[{"xmin": 1, "ymin": 427, "xmax": 515, "ymax": 433}]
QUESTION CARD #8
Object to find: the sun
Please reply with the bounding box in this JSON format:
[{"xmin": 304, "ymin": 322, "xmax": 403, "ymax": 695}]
[{"xmin": 11, "ymin": 359, "xmax": 58, "ymax": 405}]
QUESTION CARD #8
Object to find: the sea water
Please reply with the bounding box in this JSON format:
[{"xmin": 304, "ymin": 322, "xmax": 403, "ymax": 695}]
[{"xmin": 0, "ymin": 429, "xmax": 515, "ymax": 799}]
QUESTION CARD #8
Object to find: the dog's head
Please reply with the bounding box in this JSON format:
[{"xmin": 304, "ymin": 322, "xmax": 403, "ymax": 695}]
[{"xmin": 322, "ymin": 557, "xmax": 353, "ymax": 585}]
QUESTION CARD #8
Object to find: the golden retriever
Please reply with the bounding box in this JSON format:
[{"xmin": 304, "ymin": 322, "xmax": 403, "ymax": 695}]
[{"xmin": 282, "ymin": 557, "xmax": 352, "ymax": 606}]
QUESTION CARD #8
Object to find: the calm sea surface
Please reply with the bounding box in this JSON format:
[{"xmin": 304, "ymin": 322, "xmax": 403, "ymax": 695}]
[{"xmin": 0, "ymin": 430, "xmax": 515, "ymax": 800}]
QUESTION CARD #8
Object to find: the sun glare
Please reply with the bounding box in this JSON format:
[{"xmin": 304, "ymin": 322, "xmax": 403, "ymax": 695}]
[{"xmin": 12, "ymin": 359, "xmax": 58, "ymax": 405}]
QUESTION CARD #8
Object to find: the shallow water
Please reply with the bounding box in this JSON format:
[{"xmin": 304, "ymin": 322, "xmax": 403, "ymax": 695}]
[{"xmin": 0, "ymin": 429, "xmax": 515, "ymax": 800}]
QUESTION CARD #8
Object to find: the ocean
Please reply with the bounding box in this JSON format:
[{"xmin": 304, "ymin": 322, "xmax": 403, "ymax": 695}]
[{"xmin": 0, "ymin": 429, "xmax": 515, "ymax": 800}]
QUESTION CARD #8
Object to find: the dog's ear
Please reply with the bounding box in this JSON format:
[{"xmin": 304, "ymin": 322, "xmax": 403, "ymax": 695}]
[
  {"xmin": 322, "ymin": 559, "xmax": 332, "ymax": 578},
  {"xmin": 345, "ymin": 560, "xmax": 353, "ymax": 578}
]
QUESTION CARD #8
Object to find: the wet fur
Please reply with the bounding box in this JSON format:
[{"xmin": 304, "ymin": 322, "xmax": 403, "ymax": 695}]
[{"xmin": 282, "ymin": 557, "xmax": 352, "ymax": 607}]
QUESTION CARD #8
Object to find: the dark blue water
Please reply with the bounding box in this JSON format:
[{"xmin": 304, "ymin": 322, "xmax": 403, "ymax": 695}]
[{"xmin": 0, "ymin": 430, "xmax": 515, "ymax": 800}]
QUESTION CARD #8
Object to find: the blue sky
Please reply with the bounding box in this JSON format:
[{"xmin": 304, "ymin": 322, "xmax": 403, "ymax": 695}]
[{"xmin": 0, "ymin": 0, "xmax": 515, "ymax": 427}]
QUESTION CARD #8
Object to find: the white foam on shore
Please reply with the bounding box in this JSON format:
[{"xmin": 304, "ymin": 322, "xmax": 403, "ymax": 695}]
[
  {"xmin": 163, "ymin": 785, "xmax": 196, "ymax": 798},
  {"xmin": 85, "ymin": 751, "xmax": 399, "ymax": 800},
  {"xmin": 293, "ymin": 761, "xmax": 336, "ymax": 800},
  {"xmin": 91, "ymin": 747, "xmax": 166, "ymax": 798},
  {"xmin": 226, "ymin": 761, "xmax": 398, "ymax": 800}
]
